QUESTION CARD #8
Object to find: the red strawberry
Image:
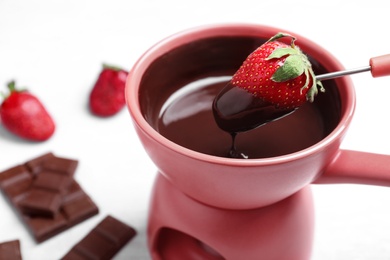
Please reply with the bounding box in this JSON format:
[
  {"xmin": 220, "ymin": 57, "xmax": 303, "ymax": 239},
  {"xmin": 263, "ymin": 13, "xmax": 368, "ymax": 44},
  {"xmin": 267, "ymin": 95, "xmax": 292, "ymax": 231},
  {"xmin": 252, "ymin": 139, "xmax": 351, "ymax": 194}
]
[
  {"xmin": 213, "ymin": 33, "xmax": 324, "ymax": 134},
  {"xmin": 0, "ymin": 81, "xmax": 55, "ymax": 141},
  {"xmin": 89, "ymin": 64, "xmax": 128, "ymax": 117},
  {"xmin": 232, "ymin": 32, "xmax": 324, "ymax": 109}
]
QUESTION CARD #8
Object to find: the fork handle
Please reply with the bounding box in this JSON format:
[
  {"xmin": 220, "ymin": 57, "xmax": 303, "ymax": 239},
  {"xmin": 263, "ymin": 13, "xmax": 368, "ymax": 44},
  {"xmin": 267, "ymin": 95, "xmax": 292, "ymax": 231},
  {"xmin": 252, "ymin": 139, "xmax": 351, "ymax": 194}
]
[{"xmin": 370, "ymin": 54, "xmax": 390, "ymax": 77}]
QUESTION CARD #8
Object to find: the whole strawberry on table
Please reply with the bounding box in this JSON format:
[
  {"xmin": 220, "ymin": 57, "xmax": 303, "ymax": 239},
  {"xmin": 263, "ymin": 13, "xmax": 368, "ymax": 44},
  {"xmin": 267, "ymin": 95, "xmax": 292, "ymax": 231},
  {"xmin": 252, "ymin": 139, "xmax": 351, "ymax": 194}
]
[
  {"xmin": 0, "ymin": 81, "xmax": 55, "ymax": 141},
  {"xmin": 213, "ymin": 32, "xmax": 325, "ymax": 134},
  {"xmin": 89, "ymin": 64, "xmax": 128, "ymax": 117}
]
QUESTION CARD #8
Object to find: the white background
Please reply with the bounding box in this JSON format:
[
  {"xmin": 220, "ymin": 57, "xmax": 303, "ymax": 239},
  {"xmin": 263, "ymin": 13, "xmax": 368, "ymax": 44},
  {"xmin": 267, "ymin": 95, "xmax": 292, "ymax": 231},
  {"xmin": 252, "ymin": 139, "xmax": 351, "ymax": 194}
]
[{"xmin": 1, "ymin": 0, "xmax": 390, "ymax": 259}]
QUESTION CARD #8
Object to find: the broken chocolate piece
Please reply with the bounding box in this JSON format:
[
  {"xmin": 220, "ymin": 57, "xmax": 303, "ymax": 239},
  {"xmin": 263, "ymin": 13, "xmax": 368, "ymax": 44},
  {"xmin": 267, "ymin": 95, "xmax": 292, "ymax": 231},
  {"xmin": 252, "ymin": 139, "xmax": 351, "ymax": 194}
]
[
  {"xmin": 0, "ymin": 153, "xmax": 99, "ymax": 243},
  {"xmin": 18, "ymin": 188, "xmax": 62, "ymax": 217},
  {"xmin": 0, "ymin": 240, "xmax": 22, "ymax": 260},
  {"xmin": 24, "ymin": 152, "xmax": 55, "ymax": 175},
  {"xmin": 33, "ymin": 170, "xmax": 73, "ymax": 194},
  {"xmin": 61, "ymin": 215, "xmax": 136, "ymax": 260},
  {"xmin": 0, "ymin": 165, "xmax": 31, "ymax": 190},
  {"xmin": 18, "ymin": 170, "xmax": 73, "ymax": 217},
  {"xmin": 19, "ymin": 157, "xmax": 75, "ymax": 218},
  {"xmin": 42, "ymin": 156, "xmax": 78, "ymax": 176}
]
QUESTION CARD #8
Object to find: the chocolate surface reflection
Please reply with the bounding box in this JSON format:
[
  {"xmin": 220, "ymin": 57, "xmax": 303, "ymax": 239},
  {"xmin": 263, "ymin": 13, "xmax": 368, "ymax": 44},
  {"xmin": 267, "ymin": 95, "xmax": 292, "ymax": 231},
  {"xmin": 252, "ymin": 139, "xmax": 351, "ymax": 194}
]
[
  {"xmin": 158, "ymin": 76, "xmax": 326, "ymax": 158},
  {"xmin": 212, "ymin": 81, "xmax": 295, "ymax": 134}
]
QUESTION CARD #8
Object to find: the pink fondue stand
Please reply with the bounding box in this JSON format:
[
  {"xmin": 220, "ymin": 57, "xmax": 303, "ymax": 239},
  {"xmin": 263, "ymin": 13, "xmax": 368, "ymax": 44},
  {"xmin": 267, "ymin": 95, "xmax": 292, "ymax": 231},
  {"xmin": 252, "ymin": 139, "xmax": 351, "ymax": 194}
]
[{"xmin": 126, "ymin": 24, "xmax": 390, "ymax": 259}]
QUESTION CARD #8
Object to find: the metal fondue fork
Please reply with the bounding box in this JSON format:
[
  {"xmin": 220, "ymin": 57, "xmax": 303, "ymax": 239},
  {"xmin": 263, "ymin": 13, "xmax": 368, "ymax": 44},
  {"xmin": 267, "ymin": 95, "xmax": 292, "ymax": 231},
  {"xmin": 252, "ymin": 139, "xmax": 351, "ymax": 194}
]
[{"xmin": 316, "ymin": 54, "xmax": 390, "ymax": 81}]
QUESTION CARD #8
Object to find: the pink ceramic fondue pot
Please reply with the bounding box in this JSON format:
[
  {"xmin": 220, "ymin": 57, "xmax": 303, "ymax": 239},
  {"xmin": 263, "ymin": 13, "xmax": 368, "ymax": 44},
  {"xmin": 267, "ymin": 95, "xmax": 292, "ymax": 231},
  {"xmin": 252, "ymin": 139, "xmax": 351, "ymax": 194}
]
[{"xmin": 126, "ymin": 24, "xmax": 390, "ymax": 259}]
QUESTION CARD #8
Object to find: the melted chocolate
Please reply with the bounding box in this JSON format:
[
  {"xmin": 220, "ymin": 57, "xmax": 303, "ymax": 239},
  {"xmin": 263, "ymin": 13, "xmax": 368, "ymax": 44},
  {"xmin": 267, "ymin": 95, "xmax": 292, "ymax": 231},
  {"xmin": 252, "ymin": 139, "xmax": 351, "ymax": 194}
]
[
  {"xmin": 139, "ymin": 36, "xmax": 342, "ymax": 159},
  {"xmin": 158, "ymin": 78, "xmax": 330, "ymax": 158}
]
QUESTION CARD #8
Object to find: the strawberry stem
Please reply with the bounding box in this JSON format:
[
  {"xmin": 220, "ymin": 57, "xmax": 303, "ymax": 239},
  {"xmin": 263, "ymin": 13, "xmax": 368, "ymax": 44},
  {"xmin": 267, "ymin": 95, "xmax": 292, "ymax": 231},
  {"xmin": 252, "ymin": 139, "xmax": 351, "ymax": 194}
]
[
  {"xmin": 7, "ymin": 80, "xmax": 16, "ymax": 92},
  {"xmin": 4, "ymin": 80, "xmax": 26, "ymax": 96},
  {"xmin": 267, "ymin": 32, "xmax": 296, "ymax": 48},
  {"xmin": 1, "ymin": 80, "xmax": 17, "ymax": 101},
  {"xmin": 102, "ymin": 63, "xmax": 124, "ymax": 71}
]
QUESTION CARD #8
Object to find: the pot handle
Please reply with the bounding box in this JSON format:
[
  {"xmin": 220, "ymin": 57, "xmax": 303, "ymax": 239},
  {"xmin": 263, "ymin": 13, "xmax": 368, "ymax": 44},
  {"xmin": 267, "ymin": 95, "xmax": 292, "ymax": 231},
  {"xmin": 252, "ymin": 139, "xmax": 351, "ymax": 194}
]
[{"xmin": 314, "ymin": 149, "xmax": 390, "ymax": 186}]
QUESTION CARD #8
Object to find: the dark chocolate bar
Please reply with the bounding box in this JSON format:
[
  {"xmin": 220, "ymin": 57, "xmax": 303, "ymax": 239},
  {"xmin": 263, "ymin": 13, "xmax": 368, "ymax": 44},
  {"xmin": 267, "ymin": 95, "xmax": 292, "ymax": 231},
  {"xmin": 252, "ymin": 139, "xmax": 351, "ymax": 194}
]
[
  {"xmin": 61, "ymin": 215, "xmax": 136, "ymax": 260},
  {"xmin": 0, "ymin": 240, "xmax": 22, "ymax": 260},
  {"xmin": 0, "ymin": 153, "xmax": 99, "ymax": 243}
]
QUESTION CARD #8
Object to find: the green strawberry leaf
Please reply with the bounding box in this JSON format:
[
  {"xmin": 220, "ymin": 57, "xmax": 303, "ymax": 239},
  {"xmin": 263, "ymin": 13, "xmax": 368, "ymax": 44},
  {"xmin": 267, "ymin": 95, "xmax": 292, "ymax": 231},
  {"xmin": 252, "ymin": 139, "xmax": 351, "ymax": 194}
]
[
  {"xmin": 266, "ymin": 47, "xmax": 299, "ymax": 60},
  {"xmin": 306, "ymin": 83, "xmax": 318, "ymax": 102},
  {"xmin": 271, "ymin": 55, "xmax": 305, "ymax": 82},
  {"xmin": 306, "ymin": 68, "xmax": 326, "ymax": 102}
]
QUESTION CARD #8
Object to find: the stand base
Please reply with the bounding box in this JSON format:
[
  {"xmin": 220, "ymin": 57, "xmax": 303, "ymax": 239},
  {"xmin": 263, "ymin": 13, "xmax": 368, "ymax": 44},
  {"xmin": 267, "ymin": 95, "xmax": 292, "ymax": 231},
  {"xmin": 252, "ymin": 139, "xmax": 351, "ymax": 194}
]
[{"xmin": 148, "ymin": 173, "xmax": 315, "ymax": 260}]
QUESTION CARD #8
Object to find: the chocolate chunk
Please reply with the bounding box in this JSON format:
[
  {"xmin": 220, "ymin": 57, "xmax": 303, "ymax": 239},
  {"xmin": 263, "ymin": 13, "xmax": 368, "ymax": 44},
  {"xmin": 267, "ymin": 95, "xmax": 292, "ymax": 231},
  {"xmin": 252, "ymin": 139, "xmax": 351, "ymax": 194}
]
[
  {"xmin": 61, "ymin": 181, "xmax": 99, "ymax": 227},
  {"xmin": 17, "ymin": 170, "xmax": 74, "ymax": 218},
  {"xmin": 18, "ymin": 188, "xmax": 63, "ymax": 217},
  {"xmin": 2, "ymin": 176, "xmax": 33, "ymax": 203},
  {"xmin": 0, "ymin": 240, "xmax": 22, "ymax": 260},
  {"xmin": 24, "ymin": 152, "xmax": 55, "ymax": 175},
  {"xmin": 0, "ymin": 165, "xmax": 33, "ymax": 206},
  {"xmin": 25, "ymin": 214, "xmax": 68, "ymax": 243},
  {"xmin": 62, "ymin": 181, "xmax": 84, "ymax": 203},
  {"xmin": 0, "ymin": 153, "xmax": 99, "ymax": 243},
  {"xmin": 61, "ymin": 215, "xmax": 136, "ymax": 260},
  {"xmin": 26, "ymin": 180, "xmax": 98, "ymax": 243},
  {"xmin": 0, "ymin": 165, "xmax": 31, "ymax": 189},
  {"xmin": 33, "ymin": 171, "xmax": 73, "ymax": 194},
  {"xmin": 42, "ymin": 156, "xmax": 78, "ymax": 176},
  {"xmin": 18, "ymin": 170, "xmax": 73, "ymax": 217}
]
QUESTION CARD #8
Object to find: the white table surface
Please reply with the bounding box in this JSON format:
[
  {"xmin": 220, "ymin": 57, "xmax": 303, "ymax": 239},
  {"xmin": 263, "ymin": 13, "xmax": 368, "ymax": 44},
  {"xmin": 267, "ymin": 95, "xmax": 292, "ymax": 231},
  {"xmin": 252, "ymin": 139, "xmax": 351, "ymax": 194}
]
[{"xmin": 1, "ymin": 0, "xmax": 390, "ymax": 259}]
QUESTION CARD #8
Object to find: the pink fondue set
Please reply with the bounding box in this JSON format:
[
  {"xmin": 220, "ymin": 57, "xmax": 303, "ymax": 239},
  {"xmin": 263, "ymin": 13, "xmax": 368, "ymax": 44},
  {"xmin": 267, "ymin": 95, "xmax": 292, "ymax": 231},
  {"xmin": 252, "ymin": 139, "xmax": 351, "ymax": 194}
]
[{"xmin": 126, "ymin": 24, "xmax": 390, "ymax": 259}]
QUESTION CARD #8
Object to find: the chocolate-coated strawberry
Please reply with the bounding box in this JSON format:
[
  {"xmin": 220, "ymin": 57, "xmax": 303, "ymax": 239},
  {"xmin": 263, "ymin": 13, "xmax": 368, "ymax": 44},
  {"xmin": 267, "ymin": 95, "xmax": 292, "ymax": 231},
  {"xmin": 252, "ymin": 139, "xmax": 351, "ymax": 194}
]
[
  {"xmin": 213, "ymin": 33, "xmax": 325, "ymax": 134},
  {"xmin": 89, "ymin": 64, "xmax": 128, "ymax": 117},
  {"xmin": 231, "ymin": 32, "xmax": 324, "ymax": 109},
  {"xmin": 0, "ymin": 81, "xmax": 55, "ymax": 141}
]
